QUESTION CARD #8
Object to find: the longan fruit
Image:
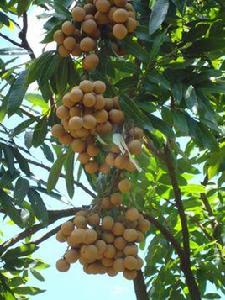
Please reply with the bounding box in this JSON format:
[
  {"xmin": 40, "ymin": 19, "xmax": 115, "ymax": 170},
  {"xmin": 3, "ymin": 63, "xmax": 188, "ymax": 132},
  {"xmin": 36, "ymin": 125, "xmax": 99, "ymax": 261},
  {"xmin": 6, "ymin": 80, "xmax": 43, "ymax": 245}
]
[
  {"xmin": 87, "ymin": 213, "xmax": 100, "ymax": 225},
  {"xmin": 102, "ymin": 216, "xmax": 114, "ymax": 230},
  {"xmin": 73, "ymin": 215, "xmax": 87, "ymax": 228},
  {"xmin": 111, "ymin": 144, "xmax": 120, "ymax": 153},
  {"xmin": 95, "ymin": 11, "xmax": 109, "ymax": 24},
  {"xmin": 68, "ymin": 116, "xmax": 83, "ymax": 130},
  {"xmin": 71, "ymin": 44, "xmax": 82, "ymax": 56},
  {"xmin": 82, "ymin": 19, "xmax": 97, "ymax": 35},
  {"xmin": 82, "ymin": 93, "xmax": 96, "ymax": 108},
  {"xmin": 87, "ymin": 144, "xmax": 100, "ymax": 157},
  {"xmin": 137, "ymin": 231, "xmax": 145, "ymax": 242},
  {"xmin": 71, "ymin": 139, "xmax": 85, "ymax": 153},
  {"xmin": 77, "ymin": 152, "xmax": 90, "ymax": 164},
  {"xmin": 105, "ymin": 153, "xmax": 114, "ymax": 166},
  {"xmin": 76, "ymin": 128, "xmax": 90, "ymax": 138},
  {"xmin": 118, "ymin": 178, "xmax": 131, "ymax": 193},
  {"xmin": 51, "ymin": 124, "xmax": 65, "ymax": 138},
  {"xmin": 65, "ymin": 249, "xmax": 79, "ymax": 263},
  {"xmin": 70, "ymin": 229, "xmax": 86, "ymax": 245},
  {"xmin": 104, "ymin": 98, "xmax": 114, "ymax": 110},
  {"xmin": 126, "ymin": 17, "xmax": 138, "ymax": 33},
  {"xmin": 56, "ymin": 259, "xmax": 70, "ymax": 272},
  {"xmin": 83, "ymin": 114, "xmax": 97, "ymax": 129},
  {"xmin": 125, "ymin": 208, "xmax": 139, "ymax": 222},
  {"xmin": 80, "ymin": 80, "xmax": 94, "ymax": 93},
  {"xmin": 113, "ymin": 8, "xmax": 129, "ymax": 23},
  {"xmin": 124, "ymin": 159, "xmax": 136, "ymax": 172},
  {"xmin": 125, "ymin": 2, "xmax": 134, "ymax": 11},
  {"xmin": 102, "ymin": 232, "xmax": 115, "ymax": 244},
  {"xmin": 61, "ymin": 117, "xmax": 69, "ymax": 130},
  {"xmin": 114, "ymin": 155, "xmax": 126, "ymax": 169},
  {"xmin": 81, "ymin": 245, "xmax": 98, "ymax": 263},
  {"xmin": 80, "ymin": 37, "xmax": 96, "ymax": 52},
  {"xmin": 56, "ymin": 105, "xmax": 69, "ymax": 119},
  {"xmin": 109, "ymin": 109, "xmax": 124, "ymax": 124},
  {"xmin": 113, "ymin": 23, "xmax": 128, "ymax": 40},
  {"xmin": 58, "ymin": 45, "xmax": 70, "ymax": 57},
  {"xmin": 123, "ymin": 229, "xmax": 138, "ymax": 242},
  {"xmin": 96, "ymin": 122, "xmax": 113, "ymax": 135},
  {"xmin": 124, "ymin": 256, "xmax": 138, "ymax": 271},
  {"xmin": 56, "ymin": 230, "xmax": 67, "ymax": 242},
  {"xmin": 94, "ymin": 81, "xmax": 106, "ymax": 94},
  {"xmin": 110, "ymin": 193, "xmax": 122, "ymax": 206},
  {"xmin": 128, "ymin": 11, "xmax": 135, "ymax": 18},
  {"xmin": 70, "ymin": 106, "xmax": 82, "ymax": 117},
  {"xmin": 113, "ymin": 96, "xmax": 120, "ymax": 108},
  {"xmin": 83, "ymin": 54, "xmax": 99, "ymax": 71},
  {"xmin": 123, "ymin": 270, "xmax": 137, "ymax": 280},
  {"xmin": 102, "ymin": 258, "xmax": 114, "ymax": 267},
  {"xmin": 115, "ymin": 251, "xmax": 124, "ymax": 258},
  {"xmin": 107, "ymin": 268, "xmax": 118, "ymax": 277},
  {"xmin": 62, "ymin": 93, "xmax": 73, "ymax": 108},
  {"xmin": 96, "ymin": 240, "xmax": 107, "ymax": 256},
  {"xmin": 54, "ymin": 30, "xmax": 65, "ymax": 44},
  {"xmin": 84, "ymin": 107, "xmax": 94, "ymax": 115},
  {"xmin": 113, "ymin": 258, "xmax": 124, "ymax": 272},
  {"xmin": 94, "ymin": 109, "xmax": 108, "ymax": 123},
  {"xmin": 114, "ymin": 237, "xmax": 127, "ymax": 250},
  {"xmin": 101, "ymin": 197, "xmax": 112, "ymax": 209},
  {"xmin": 94, "ymin": 94, "xmax": 105, "ymax": 110},
  {"xmin": 79, "ymin": 256, "xmax": 88, "ymax": 266},
  {"xmin": 123, "ymin": 245, "xmax": 138, "ymax": 256},
  {"xmin": 61, "ymin": 221, "xmax": 74, "ymax": 236},
  {"xmin": 99, "ymin": 163, "xmax": 110, "ymax": 174},
  {"xmin": 58, "ymin": 133, "xmax": 73, "ymax": 145},
  {"xmin": 138, "ymin": 219, "xmax": 150, "ymax": 233},
  {"xmin": 85, "ymin": 161, "xmax": 98, "ymax": 174},
  {"xmin": 112, "ymin": 222, "xmax": 125, "ymax": 236},
  {"xmin": 71, "ymin": 6, "xmax": 86, "ymax": 22},
  {"xmin": 129, "ymin": 127, "xmax": 144, "ymax": 139},
  {"xmin": 61, "ymin": 21, "xmax": 75, "ymax": 36},
  {"xmin": 108, "ymin": 7, "xmax": 117, "ymax": 22},
  {"xmin": 70, "ymin": 87, "xmax": 83, "ymax": 103},
  {"xmin": 128, "ymin": 140, "xmax": 142, "ymax": 155},
  {"xmin": 137, "ymin": 256, "xmax": 144, "ymax": 269},
  {"xmin": 114, "ymin": 0, "xmax": 127, "ymax": 7},
  {"xmin": 104, "ymin": 245, "xmax": 116, "ymax": 259},
  {"xmin": 96, "ymin": 0, "xmax": 111, "ymax": 13},
  {"xmin": 63, "ymin": 37, "xmax": 76, "ymax": 51},
  {"xmin": 85, "ymin": 229, "xmax": 98, "ymax": 244},
  {"xmin": 84, "ymin": 3, "xmax": 97, "ymax": 15},
  {"xmin": 84, "ymin": 14, "xmax": 95, "ymax": 20}
]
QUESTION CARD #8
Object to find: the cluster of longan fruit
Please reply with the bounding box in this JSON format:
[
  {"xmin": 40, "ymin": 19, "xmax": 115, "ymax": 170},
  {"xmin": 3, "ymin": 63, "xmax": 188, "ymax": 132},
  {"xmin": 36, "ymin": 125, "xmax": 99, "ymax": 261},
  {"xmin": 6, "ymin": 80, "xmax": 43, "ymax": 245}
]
[
  {"xmin": 53, "ymin": 0, "xmax": 138, "ymax": 69},
  {"xmin": 51, "ymin": 80, "xmax": 126, "ymax": 174},
  {"xmin": 56, "ymin": 205, "xmax": 150, "ymax": 279}
]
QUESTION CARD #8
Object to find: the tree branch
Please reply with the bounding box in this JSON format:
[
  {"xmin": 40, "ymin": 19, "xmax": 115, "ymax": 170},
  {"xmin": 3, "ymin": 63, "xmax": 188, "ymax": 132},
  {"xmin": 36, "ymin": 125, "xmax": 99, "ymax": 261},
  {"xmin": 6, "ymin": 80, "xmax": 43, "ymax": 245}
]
[
  {"xmin": 134, "ymin": 271, "xmax": 149, "ymax": 300},
  {"xmin": 19, "ymin": 13, "xmax": 35, "ymax": 59},
  {"xmin": 0, "ymin": 33, "xmax": 22, "ymax": 48}
]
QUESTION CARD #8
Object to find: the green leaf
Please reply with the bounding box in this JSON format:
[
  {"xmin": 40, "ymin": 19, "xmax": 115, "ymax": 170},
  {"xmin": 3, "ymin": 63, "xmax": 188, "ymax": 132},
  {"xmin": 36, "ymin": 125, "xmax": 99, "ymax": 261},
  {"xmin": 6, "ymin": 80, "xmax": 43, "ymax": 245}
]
[
  {"xmin": 76, "ymin": 164, "xmax": 83, "ymax": 182},
  {"xmin": 13, "ymin": 148, "xmax": 30, "ymax": 175},
  {"xmin": 28, "ymin": 189, "xmax": 48, "ymax": 224},
  {"xmin": 2, "ymin": 144, "xmax": 15, "ymax": 175},
  {"xmin": 3, "ymin": 244, "xmax": 37, "ymax": 261},
  {"xmin": 30, "ymin": 270, "xmax": 45, "ymax": 282},
  {"xmin": 41, "ymin": 144, "xmax": 54, "ymax": 162},
  {"xmin": 64, "ymin": 149, "xmax": 75, "ymax": 198},
  {"xmin": 25, "ymin": 93, "xmax": 48, "ymax": 112},
  {"xmin": 185, "ymin": 86, "xmax": 198, "ymax": 112},
  {"xmin": 0, "ymin": 11, "xmax": 10, "ymax": 26},
  {"xmin": 181, "ymin": 184, "xmax": 206, "ymax": 194},
  {"xmin": 47, "ymin": 153, "xmax": 66, "ymax": 192},
  {"xmin": 203, "ymin": 293, "xmax": 221, "ymax": 299},
  {"xmin": 7, "ymin": 70, "xmax": 29, "ymax": 115},
  {"xmin": 12, "ymin": 118, "xmax": 36, "ymax": 136},
  {"xmin": 12, "ymin": 286, "xmax": 45, "ymax": 296},
  {"xmin": 0, "ymin": 189, "xmax": 23, "ymax": 227},
  {"xmin": 17, "ymin": 0, "xmax": 32, "ymax": 16},
  {"xmin": 14, "ymin": 178, "xmax": 29, "ymax": 205},
  {"xmin": 32, "ymin": 117, "xmax": 48, "ymax": 147},
  {"xmin": 173, "ymin": 111, "xmax": 189, "ymax": 135},
  {"xmin": 149, "ymin": 0, "xmax": 169, "ymax": 35}
]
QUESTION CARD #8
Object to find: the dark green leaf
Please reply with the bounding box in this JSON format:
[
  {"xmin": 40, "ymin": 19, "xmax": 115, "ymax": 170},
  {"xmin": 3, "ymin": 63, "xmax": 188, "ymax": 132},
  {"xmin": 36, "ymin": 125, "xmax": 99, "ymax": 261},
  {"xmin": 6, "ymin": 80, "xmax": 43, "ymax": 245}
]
[
  {"xmin": 28, "ymin": 189, "xmax": 48, "ymax": 224},
  {"xmin": 14, "ymin": 178, "xmax": 29, "ymax": 205},
  {"xmin": 64, "ymin": 149, "xmax": 75, "ymax": 198},
  {"xmin": 47, "ymin": 153, "xmax": 66, "ymax": 192},
  {"xmin": 149, "ymin": 0, "xmax": 169, "ymax": 35}
]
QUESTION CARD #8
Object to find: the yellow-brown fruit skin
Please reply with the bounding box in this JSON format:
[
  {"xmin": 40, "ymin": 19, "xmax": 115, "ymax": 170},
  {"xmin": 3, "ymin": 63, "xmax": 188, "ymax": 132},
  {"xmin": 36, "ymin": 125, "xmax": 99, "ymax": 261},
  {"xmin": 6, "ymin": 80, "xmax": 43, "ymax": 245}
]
[
  {"xmin": 71, "ymin": 7, "xmax": 86, "ymax": 22},
  {"xmin": 113, "ymin": 24, "xmax": 128, "ymax": 40},
  {"xmin": 125, "ymin": 208, "xmax": 140, "ymax": 222},
  {"xmin": 118, "ymin": 178, "xmax": 131, "ymax": 193},
  {"xmin": 56, "ymin": 259, "xmax": 70, "ymax": 272},
  {"xmin": 83, "ymin": 54, "xmax": 99, "ymax": 71},
  {"xmin": 128, "ymin": 140, "xmax": 142, "ymax": 155}
]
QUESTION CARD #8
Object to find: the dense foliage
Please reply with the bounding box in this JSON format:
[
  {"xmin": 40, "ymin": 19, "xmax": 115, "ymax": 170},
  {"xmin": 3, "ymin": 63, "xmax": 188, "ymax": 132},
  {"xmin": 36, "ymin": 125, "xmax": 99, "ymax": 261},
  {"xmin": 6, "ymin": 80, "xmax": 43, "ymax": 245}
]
[{"xmin": 0, "ymin": 0, "xmax": 224, "ymax": 299}]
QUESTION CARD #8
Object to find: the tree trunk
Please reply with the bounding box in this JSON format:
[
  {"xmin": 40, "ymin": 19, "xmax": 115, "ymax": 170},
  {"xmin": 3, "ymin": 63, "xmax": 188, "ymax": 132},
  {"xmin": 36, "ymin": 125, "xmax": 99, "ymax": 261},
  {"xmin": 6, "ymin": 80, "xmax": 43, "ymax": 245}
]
[{"xmin": 133, "ymin": 271, "xmax": 149, "ymax": 300}]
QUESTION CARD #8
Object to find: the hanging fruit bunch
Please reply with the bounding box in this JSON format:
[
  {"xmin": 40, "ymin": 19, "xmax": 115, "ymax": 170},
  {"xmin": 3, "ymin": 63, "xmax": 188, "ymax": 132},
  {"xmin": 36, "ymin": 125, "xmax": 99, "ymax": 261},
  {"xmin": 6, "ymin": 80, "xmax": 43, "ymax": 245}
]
[{"xmin": 53, "ymin": 0, "xmax": 138, "ymax": 70}]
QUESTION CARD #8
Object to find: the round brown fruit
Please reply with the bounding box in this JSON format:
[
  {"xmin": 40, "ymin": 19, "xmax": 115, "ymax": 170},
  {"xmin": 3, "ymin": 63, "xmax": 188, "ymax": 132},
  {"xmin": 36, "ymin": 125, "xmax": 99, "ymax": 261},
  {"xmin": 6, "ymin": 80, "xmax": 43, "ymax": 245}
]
[
  {"xmin": 85, "ymin": 229, "xmax": 98, "ymax": 244},
  {"xmin": 56, "ymin": 259, "xmax": 70, "ymax": 272},
  {"xmin": 104, "ymin": 98, "xmax": 114, "ymax": 110},
  {"xmin": 95, "ymin": 94, "xmax": 105, "ymax": 110},
  {"xmin": 65, "ymin": 249, "xmax": 79, "ymax": 263},
  {"xmin": 70, "ymin": 107, "xmax": 81, "ymax": 118},
  {"xmin": 77, "ymin": 152, "xmax": 90, "ymax": 165},
  {"xmin": 113, "ymin": 258, "xmax": 124, "ymax": 272},
  {"xmin": 61, "ymin": 21, "xmax": 75, "ymax": 36},
  {"xmin": 56, "ymin": 105, "xmax": 69, "ymax": 119},
  {"xmin": 76, "ymin": 128, "xmax": 90, "ymax": 138},
  {"xmin": 96, "ymin": 240, "xmax": 107, "ymax": 257},
  {"xmin": 105, "ymin": 153, "xmax": 114, "ymax": 166},
  {"xmin": 128, "ymin": 140, "xmax": 142, "ymax": 155},
  {"xmin": 71, "ymin": 44, "xmax": 82, "ymax": 56},
  {"xmin": 81, "ymin": 245, "xmax": 98, "ymax": 263},
  {"xmin": 70, "ymin": 87, "xmax": 83, "ymax": 103},
  {"xmin": 101, "ymin": 197, "xmax": 112, "ymax": 209},
  {"xmin": 56, "ymin": 230, "xmax": 66, "ymax": 242},
  {"xmin": 129, "ymin": 127, "xmax": 144, "ymax": 139},
  {"xmin": 102, "ymin": 216, "xmax": 114, "ymax": 230},
  {"xmin": 71, "ymin": 139, "xmax": 85, "ymax": 153},
  {"xmin": 102, "ymin": 258, "xmax": 114, "ymax": 267},
  {"xmin": 114, "ymin": 155, "xmax": 126, "ymax": 169},
  {"xmin": 124, "ymin": 256, "xmax": 138, "ymax": 271},
  {"xmin": 87, "ymin": 213, "xmax": 100, "ymax": 225},
  {"xmin": 54, "ymin": 30, "xmax": 65, "ymax": 45},
  {"xmin": 112, "ymin": 222, "xmax": 125, "ymax": 236},
  {"xmin": 94, "ymin": 81, "xmax": 106, "ymax": 94},
  {"xmin": 71, "ymin": 6, "xmax": 86, "ymax": 22},
  {"xmin": 109, "ymin": 109, "xmax": 124, "ymax": 124},
  {"xmin": 94, "ymin": 109, "xmax": 108, "ymax": 123},
  {"xmin": 123, "ymin": 270, "xmax": 137, "ymax": 280},
  {"xmin": 61, "ymin": 221, "xmax": 74, "ymax": 236},
  {"xmin": 123, "ymin": 245, "xmax": 138, "ymax": 256},
  {"xmin": 51, "ymin": 124, "xmax": 65, "ymax": 138},
  {"xmin": 123, "ymin": 229, "xmax": 138, "ymax": 242},
  {"xmin": 84, "ymin": 3, "xmax": 97, "ymax": 15},
  {"xmin": 137, "ymin": 257, "xmax": 144, "ymax": 269},
  {"xmin": 125, "ymin": 208, "xmax": 140, "ymax": 221},
  {"xmin": 83, "ymin": 54, "xmax": 99, "ymax": 71},
  {"xmin": 87, "ymin": 144, "xmax": 100, "ymax": 157},
  {"xmin": 95, "ymin": 11, "xmax": 109, "ymax": 24},
  {"xmin": 58, "ymin": 45, "xmax": 70, "ymax": 57},
  {"xmin": 58, "ymin": 134, "xmax": 73, "ymax": 145},
  {"xmin": 83, "ymin": 93, "xmax": 96, "ymax": 108},
  {"xmin": 104, "ymin": 245, "xmax": 116, "ymax": 259},
  {"xmin": 99, "ymin": 163, "xmax": 110, "ymax": 174},
  {"xmin": 82, "ymin": 19, "xmax": 97, "ymax": 35},
  {"xmin": 63, "ymin": 37, "xmax": 76, "ymax": 51},
  {"xmin": 102, "ymin": 232, "xmax": 115, "ymax": 244},
  {"xmin": 138, "ymin": 219, "xmax": 150, "ymax": 233},
  {"xmin": 113, "ymin": 8, "xmax": 129, "ymax": 23},
  {"xmin": 118, "ymin": 178, "xmax": 131, "ymax": 193},
  {"xmin": 114, "ymin": 0, "xmax": 128, "ymax": 7},
  {"xmin": 97, "ymin": 122, "xmax": 113, "ymax": 135},
  {"xmin": 68, "ymin": 116, "xmax": 83, "ymax": 130},
  {"xmin": 85, "ymin": 161, "xmax": 98, "ymax": 174},
  {"xmin": 114, "ymin": 237, "xmax": 126, "ymax": 250},
  {"xmin": 110, "ymin": 193, "xmax": 122, "ymax": 206},
  {"xmin": 73, "ymin": 215, "xmax": 87, "ymax": 228},
  {"xmin": 113, "ymin": 96, "xmax": 120, "ymax": 108},
  {"xmin": 80, "ymin": 80, "xmax": 94, "ymax": 93},
  {"xmin": 126, "ymin": 17, "xmax": 138, "ymax": 33},
  {"xmin": 113, "ymin": 24, "xmax": 128, "ymax": 40},
  {"xmin": 62, "ymin": 93, "xmax": 73, "ymax": 108},
  {"xmin": 96, "ymin": 0, "xmax": 111, "ymax": 13},
  {"xmin": 82, "ymin": 115, "xmax": 97, "ymax": 130},
  {"xmin": 108, "ymin": 7, "xmax": 117, "ymax": 22},
  {"xmin": 80, "ymin": 37, "xmax": 96, "ymax": 52}
]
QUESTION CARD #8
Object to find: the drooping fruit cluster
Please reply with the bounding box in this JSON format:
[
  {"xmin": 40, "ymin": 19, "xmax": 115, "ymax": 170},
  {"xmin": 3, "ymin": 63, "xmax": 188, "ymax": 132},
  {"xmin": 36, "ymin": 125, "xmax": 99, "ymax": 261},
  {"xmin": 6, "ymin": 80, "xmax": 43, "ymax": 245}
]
[
  {"xmin": 51, "ymin": 80, "xmax": 127, "ymax": 174},
  {"xmin": 54, "ymin": 0, "xmax": 138, "ymax": 69},
  {"xmin": 56, "ymin": 206, "xmax": 150, "ymax": 279}
]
